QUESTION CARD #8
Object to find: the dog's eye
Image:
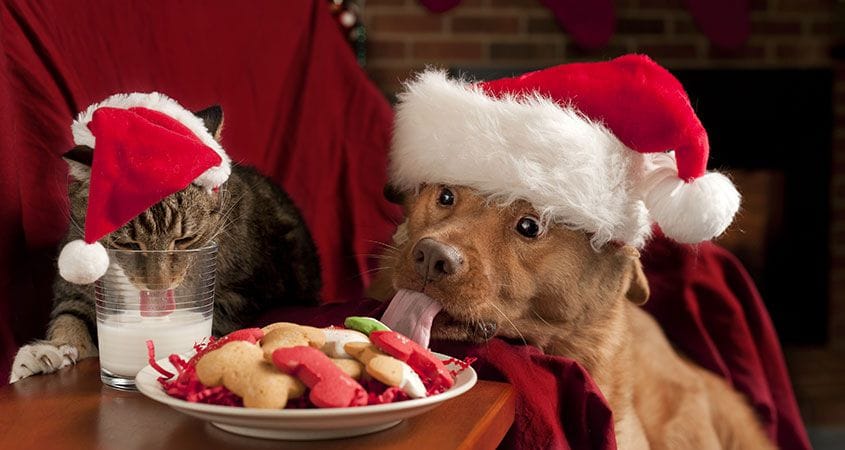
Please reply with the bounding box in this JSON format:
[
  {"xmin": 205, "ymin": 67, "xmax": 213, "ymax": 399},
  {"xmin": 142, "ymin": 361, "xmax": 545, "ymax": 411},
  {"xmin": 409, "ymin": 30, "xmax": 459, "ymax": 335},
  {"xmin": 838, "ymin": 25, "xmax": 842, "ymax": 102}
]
[
  {"xmin": 437, "ymin": 187, "xmax": 455, "ymax": 206},
  {"xmin": 516, "ymin": 217, "xmax": 542, "ymax": 238}
]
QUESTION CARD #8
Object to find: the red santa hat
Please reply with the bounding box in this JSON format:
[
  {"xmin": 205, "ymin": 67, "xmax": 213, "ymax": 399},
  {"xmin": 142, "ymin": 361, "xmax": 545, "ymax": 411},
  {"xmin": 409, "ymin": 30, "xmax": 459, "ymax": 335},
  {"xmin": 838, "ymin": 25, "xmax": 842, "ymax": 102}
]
[
  {"xmin": 58, "ymin": 92, "xmax": 231, "ymax": 284},
  {"xmin": 390, "ymin": 54, "xmax": 740, "ymax": 248}
]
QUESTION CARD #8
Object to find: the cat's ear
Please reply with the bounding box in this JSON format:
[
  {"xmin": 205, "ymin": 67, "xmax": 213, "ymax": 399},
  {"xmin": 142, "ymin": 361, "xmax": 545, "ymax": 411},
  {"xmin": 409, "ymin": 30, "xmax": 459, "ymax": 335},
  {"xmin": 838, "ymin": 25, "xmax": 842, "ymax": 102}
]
[
  {"xmin": 194, "ymin": 105, "xmax": 224, "ymax": 142},
  {"xmin": 62, "ymin": 145, "xmax": 93, "ymax": 182}
]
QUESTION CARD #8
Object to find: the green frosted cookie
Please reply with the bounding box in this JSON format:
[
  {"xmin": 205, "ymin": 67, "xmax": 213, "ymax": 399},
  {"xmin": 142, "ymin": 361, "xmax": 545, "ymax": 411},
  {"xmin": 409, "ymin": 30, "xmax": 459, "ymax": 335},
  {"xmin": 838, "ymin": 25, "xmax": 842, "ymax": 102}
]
[{"xmin": 344, "ymin": 316, "xmax": 390, "ymax": 335}]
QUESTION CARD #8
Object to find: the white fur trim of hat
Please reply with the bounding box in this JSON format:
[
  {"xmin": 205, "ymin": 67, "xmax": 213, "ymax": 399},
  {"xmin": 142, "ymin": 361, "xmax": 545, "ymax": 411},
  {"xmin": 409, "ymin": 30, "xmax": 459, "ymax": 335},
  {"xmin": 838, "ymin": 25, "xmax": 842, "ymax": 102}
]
[{"xmin": 389, "ymin": 65, "xmax": 740, "ymax": 249}]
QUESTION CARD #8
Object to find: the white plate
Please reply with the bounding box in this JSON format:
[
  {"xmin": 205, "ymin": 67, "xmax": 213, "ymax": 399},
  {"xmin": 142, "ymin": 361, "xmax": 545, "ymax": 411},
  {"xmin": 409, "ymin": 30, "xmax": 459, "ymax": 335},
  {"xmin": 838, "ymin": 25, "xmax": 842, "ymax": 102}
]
[{"xmin": 135, "ymin": 352, "xmax": 477, "ymax": 440}]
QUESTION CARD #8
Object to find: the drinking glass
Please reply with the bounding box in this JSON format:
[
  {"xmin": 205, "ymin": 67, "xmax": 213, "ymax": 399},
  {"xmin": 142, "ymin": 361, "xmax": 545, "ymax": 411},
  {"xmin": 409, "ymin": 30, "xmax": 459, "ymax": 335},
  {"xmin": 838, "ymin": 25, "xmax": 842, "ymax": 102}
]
[{"xmin": 95, "ymin": 243, "xmax": 217, "ymax": 390}]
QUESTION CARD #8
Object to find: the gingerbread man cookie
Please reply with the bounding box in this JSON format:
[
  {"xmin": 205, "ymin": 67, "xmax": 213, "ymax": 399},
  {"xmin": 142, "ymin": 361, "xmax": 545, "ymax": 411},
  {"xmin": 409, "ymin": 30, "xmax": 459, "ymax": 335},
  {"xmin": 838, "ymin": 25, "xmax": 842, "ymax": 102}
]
[
  {"xmin": 259, "ymin": 322, "xmax": 326, "ymax": 361},
  {"xmin": 195, "ymin": 340, "xmax": 304, "ymax": 409}
]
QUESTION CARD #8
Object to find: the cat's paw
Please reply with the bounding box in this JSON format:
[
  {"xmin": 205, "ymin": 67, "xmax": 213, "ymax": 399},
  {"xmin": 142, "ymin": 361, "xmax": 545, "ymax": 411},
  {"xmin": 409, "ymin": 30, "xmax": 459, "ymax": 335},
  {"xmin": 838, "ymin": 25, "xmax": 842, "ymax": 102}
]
[{"xmin": 9, "ymin": 342, "xmax": 79, "ymax": 383}]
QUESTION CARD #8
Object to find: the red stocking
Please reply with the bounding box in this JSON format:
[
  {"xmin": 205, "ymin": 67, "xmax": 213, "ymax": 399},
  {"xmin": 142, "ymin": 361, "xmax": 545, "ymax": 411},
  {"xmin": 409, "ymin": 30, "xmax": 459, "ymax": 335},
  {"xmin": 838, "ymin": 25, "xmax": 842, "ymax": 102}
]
[
  {"xmin": 539, "ymin": 0, "xmax": 615, "ymax": 50},
  {"xmin": 684, "ymin": 0, "xmax": 750, "ymax": 49},
  {"xmin": 417, "ymin": 0, "xmax": 461, "ymax": 13}
]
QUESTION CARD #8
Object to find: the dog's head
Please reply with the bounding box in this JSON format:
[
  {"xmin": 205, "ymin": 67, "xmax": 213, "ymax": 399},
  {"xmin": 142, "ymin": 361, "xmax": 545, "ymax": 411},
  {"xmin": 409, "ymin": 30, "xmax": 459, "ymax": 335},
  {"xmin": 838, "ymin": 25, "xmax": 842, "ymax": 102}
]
[{"xmin": 386, "ymin": 184, "xmax": 649, "ymax": 348}]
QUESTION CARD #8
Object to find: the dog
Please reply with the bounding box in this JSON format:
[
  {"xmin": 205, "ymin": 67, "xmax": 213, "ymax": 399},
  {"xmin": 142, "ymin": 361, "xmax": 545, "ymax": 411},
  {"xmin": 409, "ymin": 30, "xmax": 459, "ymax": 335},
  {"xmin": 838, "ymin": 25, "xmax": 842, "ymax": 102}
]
[{"xmin": 374, "ymin": 184, "xmax": 774, "ymax": 450}]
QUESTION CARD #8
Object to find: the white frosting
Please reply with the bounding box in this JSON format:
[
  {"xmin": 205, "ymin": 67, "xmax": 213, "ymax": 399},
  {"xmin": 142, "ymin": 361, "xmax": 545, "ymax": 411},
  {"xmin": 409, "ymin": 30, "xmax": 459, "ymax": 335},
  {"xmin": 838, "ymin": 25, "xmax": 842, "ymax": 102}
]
[
  {"xmin": 320, "ymin": 328, "xmax": 370, "ymax": 359},
  {"xmin": 399, "ymin": 362, "xmax": 427, "ymax": 398}
]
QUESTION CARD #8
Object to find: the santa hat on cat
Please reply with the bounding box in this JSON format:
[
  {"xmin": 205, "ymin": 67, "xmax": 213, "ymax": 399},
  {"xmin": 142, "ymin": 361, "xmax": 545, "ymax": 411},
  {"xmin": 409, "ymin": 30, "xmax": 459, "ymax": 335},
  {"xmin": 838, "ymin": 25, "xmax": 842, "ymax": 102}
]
[
  {"xmin": 389, "ymin": 54, "xmax": 740, "ymax": 248},
  {"xmin": 58, "ymin": 92, "xmax": 231, "ymax": 284}
]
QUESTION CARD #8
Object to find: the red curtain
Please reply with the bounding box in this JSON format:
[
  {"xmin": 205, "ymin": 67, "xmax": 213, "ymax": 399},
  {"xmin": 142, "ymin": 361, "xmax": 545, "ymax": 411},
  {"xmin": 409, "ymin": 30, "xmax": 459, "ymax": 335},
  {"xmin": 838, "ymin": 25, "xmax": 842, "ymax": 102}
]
[{"xmin": 0, "ymin": 0, "xmax": 402, "ymax": 382}]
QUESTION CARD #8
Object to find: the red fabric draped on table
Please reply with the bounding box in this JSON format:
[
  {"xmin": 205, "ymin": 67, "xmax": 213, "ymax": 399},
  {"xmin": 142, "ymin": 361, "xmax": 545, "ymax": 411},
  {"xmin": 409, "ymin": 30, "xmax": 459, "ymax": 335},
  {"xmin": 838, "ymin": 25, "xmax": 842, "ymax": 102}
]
[
  {"xmin": 1, "ymin": 1, "xmax": 809, "ymax": 448},
  {"xmin": 0, "ymin": 0, "xmax": 402, "ymax": 382}
]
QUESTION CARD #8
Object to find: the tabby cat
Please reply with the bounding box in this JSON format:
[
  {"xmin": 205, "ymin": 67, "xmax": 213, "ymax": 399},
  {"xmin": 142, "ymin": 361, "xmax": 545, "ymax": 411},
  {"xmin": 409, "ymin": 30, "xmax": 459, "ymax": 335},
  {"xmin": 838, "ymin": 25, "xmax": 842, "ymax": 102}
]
[{"xmin": 9, "ymin": 106, "xmax": 321, "ymax": 382}]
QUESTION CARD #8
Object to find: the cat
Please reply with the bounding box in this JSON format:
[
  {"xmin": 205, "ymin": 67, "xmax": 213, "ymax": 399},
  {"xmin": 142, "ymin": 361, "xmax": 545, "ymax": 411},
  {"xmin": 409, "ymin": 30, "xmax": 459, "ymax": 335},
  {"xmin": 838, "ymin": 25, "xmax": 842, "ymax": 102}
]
[{"xmin": 9, "ymin": 106, "xmax": 321, "ymax": 382}]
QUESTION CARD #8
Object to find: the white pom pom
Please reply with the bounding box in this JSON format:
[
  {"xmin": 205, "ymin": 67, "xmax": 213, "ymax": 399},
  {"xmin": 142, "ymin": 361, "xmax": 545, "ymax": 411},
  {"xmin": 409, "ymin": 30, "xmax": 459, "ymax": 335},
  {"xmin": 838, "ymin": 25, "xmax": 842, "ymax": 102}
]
[
  {"xmin": 58, "ymin": 240, "xmax": 110, "ymax": 284},
  {"xmin": 194, "ymin": 164, "xmax": 231, "ymax": 191},
  {"xmin": 645, "ymin": 171, "xmax": 741, "ymax": 244}
]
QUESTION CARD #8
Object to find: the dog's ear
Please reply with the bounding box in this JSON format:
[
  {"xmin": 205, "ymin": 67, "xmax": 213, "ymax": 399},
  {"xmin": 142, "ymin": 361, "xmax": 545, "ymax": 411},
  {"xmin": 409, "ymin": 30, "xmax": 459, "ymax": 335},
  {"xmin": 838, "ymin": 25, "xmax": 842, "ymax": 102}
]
[
  {"xmin": 194, "ymin": 105, "xmax": 224, "ymax": 141},
  {"xmin": 383, "ymin": 183, "xmax": 406, "ymax": 205},
  {"xmin": 619, "ymin": 246, "xmax": 649, "ymax": 305},
  {"xmin": 63, "ymin": 145, "xmax": 94, "ymax": 182}
]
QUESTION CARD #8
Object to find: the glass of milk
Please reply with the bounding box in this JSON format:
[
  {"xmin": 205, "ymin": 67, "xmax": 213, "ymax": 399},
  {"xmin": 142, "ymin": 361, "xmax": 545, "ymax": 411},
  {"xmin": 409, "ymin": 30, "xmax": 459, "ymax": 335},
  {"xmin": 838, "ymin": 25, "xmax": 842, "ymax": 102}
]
[{"xmin": 95, "ymin": 243, "xmax": 217, "ymax": 390}]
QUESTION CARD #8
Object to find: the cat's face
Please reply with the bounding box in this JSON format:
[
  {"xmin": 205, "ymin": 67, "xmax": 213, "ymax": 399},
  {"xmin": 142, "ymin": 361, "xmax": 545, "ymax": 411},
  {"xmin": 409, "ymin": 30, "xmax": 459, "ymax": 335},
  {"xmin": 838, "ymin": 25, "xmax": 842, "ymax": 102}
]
[
  {"xmin": 103, "ymin": 185, "xmax": 224, "ymax": 289},
  {"xmin": 64, "ymin": 105, "xmax": 226, "ymax": 290}
]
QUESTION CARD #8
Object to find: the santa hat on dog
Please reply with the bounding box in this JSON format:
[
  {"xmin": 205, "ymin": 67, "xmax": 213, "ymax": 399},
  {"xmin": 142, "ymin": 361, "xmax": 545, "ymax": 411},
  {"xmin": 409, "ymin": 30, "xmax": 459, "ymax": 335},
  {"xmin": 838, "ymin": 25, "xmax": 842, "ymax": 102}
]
[
  {"xmin": 390, "ymin": 54, "xmax": 740, "ymax": 248},
  {"xmin": 58, "ymin": 92, "xmax": 231, "ymax": 284}
]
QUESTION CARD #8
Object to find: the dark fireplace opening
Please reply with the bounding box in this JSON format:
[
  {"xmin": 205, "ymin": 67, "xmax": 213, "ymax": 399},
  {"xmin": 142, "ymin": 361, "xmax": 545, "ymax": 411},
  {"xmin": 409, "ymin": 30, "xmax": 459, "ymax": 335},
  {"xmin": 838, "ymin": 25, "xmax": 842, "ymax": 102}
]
[
  {"xmin": 675, "ymin": 69, "xmax": 833, "ymax": 346},
  {"xmin": 456, "ymin": 66, "xmax": 834, "ymax": 346}
]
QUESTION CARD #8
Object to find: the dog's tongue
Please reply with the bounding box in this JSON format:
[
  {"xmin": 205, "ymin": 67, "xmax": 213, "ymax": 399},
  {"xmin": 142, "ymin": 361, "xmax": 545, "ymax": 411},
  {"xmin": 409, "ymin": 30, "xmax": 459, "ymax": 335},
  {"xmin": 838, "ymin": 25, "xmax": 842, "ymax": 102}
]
[
  {"xmin": 140, "ymin": 289, "xmax": 175, "ymax": 317},
  {"xmin": 380, "ymin": 289, "xmax": 443, "ymax": 349}
]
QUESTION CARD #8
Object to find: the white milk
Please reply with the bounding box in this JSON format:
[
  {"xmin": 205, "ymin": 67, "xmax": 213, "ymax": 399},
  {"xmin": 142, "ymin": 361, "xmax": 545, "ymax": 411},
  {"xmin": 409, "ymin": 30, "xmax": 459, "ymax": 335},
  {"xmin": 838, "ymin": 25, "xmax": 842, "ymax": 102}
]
[{"xmin": 97, "ymin": 311, "xmax": 212, "ymax": 377}]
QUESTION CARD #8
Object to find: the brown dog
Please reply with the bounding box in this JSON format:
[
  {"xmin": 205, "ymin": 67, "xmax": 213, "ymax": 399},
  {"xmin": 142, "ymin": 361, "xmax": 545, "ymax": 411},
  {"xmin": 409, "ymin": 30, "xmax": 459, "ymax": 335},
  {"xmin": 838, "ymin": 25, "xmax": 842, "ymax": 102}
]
[{"xmin": 374, "ymin": 184, "xmax": 774, "ymax": 450}]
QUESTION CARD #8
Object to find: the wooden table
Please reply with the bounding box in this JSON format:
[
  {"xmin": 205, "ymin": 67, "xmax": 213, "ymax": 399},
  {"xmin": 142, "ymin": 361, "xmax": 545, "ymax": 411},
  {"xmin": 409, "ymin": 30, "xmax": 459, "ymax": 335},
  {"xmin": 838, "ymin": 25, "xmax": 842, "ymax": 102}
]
[{"xmin": 0, "ymin": 359, "xmax": 515, "ymax": 450}]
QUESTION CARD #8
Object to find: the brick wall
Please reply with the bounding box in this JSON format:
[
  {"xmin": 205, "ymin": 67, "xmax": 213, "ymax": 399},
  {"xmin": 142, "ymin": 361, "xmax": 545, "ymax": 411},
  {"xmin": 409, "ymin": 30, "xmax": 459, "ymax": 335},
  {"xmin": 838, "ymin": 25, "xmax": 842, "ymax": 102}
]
[
  {"xmin": 361, "ymin": 0, "xmax": 843, "ymax": 426},
  {"xmin": 363, "ymin": 0, "xmax": 833, "ymax": 94}
]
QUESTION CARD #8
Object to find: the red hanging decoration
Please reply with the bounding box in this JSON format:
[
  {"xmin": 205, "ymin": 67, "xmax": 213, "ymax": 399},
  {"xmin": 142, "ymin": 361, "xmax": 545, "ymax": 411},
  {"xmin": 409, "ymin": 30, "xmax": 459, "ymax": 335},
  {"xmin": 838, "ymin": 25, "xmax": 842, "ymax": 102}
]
[
  {"xmin": 416, "ymin": 0, "xmax": 461, "ymax": 13},
  {"xmin": 414, "ymin": 0, "xmax": 750, "ymax": 51},
  {"xmin": 683, "ymin": 0, "xmax": 750, "ymax": 49},
  {"xmin": 539, "ymin": 0, "xmax": 615, "ymax": 50}
]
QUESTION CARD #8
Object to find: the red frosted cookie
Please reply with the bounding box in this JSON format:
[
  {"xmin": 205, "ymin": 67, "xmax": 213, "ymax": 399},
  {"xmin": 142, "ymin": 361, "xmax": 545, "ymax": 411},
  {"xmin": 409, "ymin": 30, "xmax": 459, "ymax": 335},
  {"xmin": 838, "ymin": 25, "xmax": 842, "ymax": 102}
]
[
  {"xmin": 369, "ymin": 330, "xmax": 454, "ymax": 392},
  {"xmin": 220, "ymin": 327, "xmax": 264, "ymax": 345},
  {"xmin": 272, "ymin": 345, "xmax": 368, "ymax": 408}
]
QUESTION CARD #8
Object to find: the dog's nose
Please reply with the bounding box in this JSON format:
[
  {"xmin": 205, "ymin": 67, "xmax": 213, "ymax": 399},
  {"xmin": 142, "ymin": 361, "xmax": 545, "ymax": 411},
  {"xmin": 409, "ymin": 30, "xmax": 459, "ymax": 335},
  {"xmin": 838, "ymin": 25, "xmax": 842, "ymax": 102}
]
[{"xmin": 413, "ymin": 238, "xmax": 463, "ymax": 281}]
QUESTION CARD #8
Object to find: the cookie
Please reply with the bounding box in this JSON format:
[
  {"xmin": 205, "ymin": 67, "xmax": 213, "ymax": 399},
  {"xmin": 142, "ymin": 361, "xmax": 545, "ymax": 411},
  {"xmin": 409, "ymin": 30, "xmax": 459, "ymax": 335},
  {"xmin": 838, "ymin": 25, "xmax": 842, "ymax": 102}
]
[
  {"xmin": 321, "ymin": 327, "xmax": 370, "ymax": 358},
  {"xmin": 369, "ymin": 330, "xmax": 454, "ymax": 391},
  {"xmin": 331, "ymin": 357, "xmax": 364, "ymax": 380},
  {"xmin": 260, "ymin": 323, "xmax": 326, "ymax": 361},
  {"xmin": 195, "ymin": 340, "xmax": 304, "ymax": 409},
  {"xmin": 344, "ymin": 341, "xmax": 426, "ymax": 398},
  {"xmin": 344, "ymin": 316, "xmax": 390, "ymax": 335},
  {"xmin": 272, "ymin": 345, "xmax": 368, "ymax": 408}
]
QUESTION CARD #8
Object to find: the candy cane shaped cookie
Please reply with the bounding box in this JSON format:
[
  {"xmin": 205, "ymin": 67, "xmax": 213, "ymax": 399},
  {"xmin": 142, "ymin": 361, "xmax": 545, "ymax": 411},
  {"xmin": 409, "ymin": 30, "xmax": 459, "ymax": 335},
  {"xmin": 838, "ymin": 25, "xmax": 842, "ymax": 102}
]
[
  {"xmin": 272, "ymin": 346, "xmax": 368, "ymax": 408},
  {"xmin": 369, "ymin": 330, "xmax": 454, "ymax": 392}
]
